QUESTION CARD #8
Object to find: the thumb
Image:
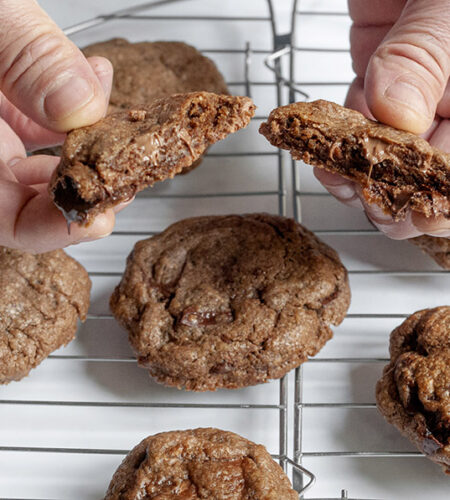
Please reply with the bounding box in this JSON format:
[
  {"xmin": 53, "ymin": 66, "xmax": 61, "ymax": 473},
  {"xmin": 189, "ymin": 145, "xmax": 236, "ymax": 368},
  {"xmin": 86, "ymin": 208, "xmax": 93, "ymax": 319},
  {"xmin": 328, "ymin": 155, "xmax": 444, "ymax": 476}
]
[
  {"xmin": 0, "ymin": 0, "xmax": 110, "ymax": 132},
  {"xmin": 365, "ymin": 0, "xmax": 450, "ymax": 134}
]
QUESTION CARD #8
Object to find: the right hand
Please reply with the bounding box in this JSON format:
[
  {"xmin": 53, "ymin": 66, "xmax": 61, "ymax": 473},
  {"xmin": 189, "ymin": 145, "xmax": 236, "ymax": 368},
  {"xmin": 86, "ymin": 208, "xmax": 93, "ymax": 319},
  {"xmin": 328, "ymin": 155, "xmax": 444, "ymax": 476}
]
[{"xmin": 315, "ymin": 0, "xmax": 450, "ymax": 240}]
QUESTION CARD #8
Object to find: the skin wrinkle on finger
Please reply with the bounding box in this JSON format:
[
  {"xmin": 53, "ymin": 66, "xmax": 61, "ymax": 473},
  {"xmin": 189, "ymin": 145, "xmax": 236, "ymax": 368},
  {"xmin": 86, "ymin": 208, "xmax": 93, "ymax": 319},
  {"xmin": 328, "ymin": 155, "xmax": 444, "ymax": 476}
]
[
  {"xmin": 0, "ymin": 159, "xmax": 17, "ymax": 183},
  {"xmin": 313, "ymin": 167, "xmax": 364, "ymax": 210},
  {"xmin": 358, "ymin": 192, "xmax": 422, "ymax": 239},
  {"xmin": 436, "ymin": 80, "xmax": 450, "ymax": 117},
  {"xmin": 345, "ymin": 77, "xmax": 374, "ymax": 117},
  {"xmin": 0, "ymin": 176, "xmax": 115, "ymax": 252},
  {"xmin": 0, "ymin": 55, "xmax": 112, "ymax": 150},
  {"xmin": 412, "ymin": 211, "xmax": 450, "ymax": 235},
  {"xmin": 86, "ymin": 56, "xmax": 113, "ymax": 109},
  {"xmin": 2, "ymin": 30, "xmax": 97, "ymax": 125},
  {"xmin": 345, "ymin": 77, "xmax": 442, "ymax": 141},
  {"xmin": 350, "ymin": 25, "xmax": 393, "ymax": 77},
  {"xmin": 0, "ymin": 178, "xmax": 38, "ymax": 248},
  {"xmin": 428, "ymin": 118, "xmax": 450, "ymax": 152},
  {"xmin": 0, "ymin": 90, "xmax": 64, "ymax": 150},
  {"xmin": 9, "ymin": 155, "xmax": 59, "ymax": 185},
  {"xmin": 364, "ymin": 1, "xmax": 450, "ymax": 133},
  {"xmin": 370, "ymin": 43, "xmax": 444, "ymax": 112},
  {"xmin": 0, "ymin": 1, "xmax": 108, "ymax": 131},
  {"xmin": 2, "ymin": 30, "xmax": 74, "ymax": 91},
  {"xmin": 12, "ymin": 187, "xmax": 41, "ymax": 248},
  {"xmin": 380, "ymin": 38, "xmax": 449, "ymax": 97},
  {"xmin": 0, "ymin": 117, "xmax": 26, "ymax": 164}
]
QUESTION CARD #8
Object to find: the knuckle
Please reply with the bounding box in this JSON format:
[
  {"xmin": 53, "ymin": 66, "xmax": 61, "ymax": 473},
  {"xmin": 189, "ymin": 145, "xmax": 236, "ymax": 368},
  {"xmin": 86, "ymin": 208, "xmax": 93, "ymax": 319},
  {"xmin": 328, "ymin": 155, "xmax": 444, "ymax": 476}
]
[
  {"xmin": 0, "ymin": 29, "xmax": 75, "ymax": 94},
  {"xmin": 375, "ymin": 38, "xmax": 448, "ymax": 96}
]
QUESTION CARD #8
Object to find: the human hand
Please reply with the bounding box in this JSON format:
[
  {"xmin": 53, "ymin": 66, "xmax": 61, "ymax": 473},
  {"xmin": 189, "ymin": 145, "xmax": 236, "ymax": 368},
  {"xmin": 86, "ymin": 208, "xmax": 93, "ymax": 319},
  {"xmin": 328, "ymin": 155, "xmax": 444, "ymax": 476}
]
[
  {"xmin": 315, "ymin": 0, "xmax": 450, "ymax": 239},
  {"xmin": 0, "ymin": 0, "xmax": 124, "ymax": 253}
]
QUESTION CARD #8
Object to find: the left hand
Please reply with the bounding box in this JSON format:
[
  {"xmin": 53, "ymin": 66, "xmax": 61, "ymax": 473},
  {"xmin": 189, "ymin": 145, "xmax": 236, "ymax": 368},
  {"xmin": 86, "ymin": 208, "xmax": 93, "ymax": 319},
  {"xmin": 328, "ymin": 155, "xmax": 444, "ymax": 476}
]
[{"xmin": 316, "ymin": 0, "xmax": 450, "ymax": 239}]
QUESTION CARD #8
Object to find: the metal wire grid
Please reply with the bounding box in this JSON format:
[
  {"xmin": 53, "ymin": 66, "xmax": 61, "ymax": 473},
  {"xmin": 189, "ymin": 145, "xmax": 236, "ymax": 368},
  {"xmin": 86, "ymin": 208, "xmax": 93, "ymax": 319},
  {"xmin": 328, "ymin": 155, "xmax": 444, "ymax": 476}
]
[
  {"xmin": 0, "ymin": 0, "xmax": 317, "ymax": 498},
  {"xmin": 287, "ymin": 2, "xmax": 450, "ymax": 499}
]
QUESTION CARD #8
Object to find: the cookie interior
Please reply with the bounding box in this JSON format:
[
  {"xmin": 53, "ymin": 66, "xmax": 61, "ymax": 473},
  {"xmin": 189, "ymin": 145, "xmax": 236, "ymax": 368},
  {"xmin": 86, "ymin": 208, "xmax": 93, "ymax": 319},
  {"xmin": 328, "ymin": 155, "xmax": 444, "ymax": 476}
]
[
  {"xmin": 50, "ymin": 92, "xmax": 255, "ymax": 225},
  {"xmin": 260, "ymin": 100, "xmax": 450, "ymax": 221}
]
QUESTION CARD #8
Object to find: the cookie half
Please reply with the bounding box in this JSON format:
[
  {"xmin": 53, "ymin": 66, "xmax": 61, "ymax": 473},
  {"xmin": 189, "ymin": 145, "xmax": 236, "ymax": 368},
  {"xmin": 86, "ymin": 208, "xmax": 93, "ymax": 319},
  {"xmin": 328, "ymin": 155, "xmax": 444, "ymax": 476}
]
[
  {"xmin": 0, "ymin": 247, "xmax": 91, "ymax": 383},
  {"xmin": 260, "ymin": 99, "xmax": 450, "ymax": 221},
  {"xmin": 110, "ymin": 214, "xmax": 350, "ymax": 390},
  {"xmin": 105, "ymin": 428, "xmax": 298, "ymax": 499},
  {"xmin": 376, "ymin": 307, "xmax": 450, "ymax": 474},
  {"xmin": 35, "ymin": 38, "xmax": 229, "ymax": 170},
  {"xmin": 49, "ymin": 92, "xmax": 255, "ymax": 225}
]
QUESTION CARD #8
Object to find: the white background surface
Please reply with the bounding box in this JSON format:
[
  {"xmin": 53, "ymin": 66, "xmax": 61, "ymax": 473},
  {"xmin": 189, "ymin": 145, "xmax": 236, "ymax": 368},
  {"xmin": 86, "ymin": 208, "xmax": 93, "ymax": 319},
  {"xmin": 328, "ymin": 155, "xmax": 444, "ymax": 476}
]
[{"xmin": 0, "ymin": 1, "xmax": 449, "ymax": 499}]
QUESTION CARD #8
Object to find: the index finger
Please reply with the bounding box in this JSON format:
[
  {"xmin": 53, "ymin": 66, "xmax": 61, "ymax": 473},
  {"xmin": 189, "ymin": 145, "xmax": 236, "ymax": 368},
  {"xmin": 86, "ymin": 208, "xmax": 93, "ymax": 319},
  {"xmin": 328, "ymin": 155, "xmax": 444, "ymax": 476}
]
[{"xmin": 0, "ymin": 163, "xmax": 115, "ymax": 253}]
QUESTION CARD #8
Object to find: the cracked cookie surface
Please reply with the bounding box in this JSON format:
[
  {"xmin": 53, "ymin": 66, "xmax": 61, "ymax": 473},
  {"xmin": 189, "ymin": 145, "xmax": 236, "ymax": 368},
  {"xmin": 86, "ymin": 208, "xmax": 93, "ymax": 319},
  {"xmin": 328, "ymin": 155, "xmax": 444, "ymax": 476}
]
[
  {"xmin": 83, "ymin": 38, "xmax": 229, "ymax": 114},
  {"xmin": 376, "ymin": 306, "xmax": 450, "ymax": 473},
  {"xmin": 104, "ymin": 428, "xmax": 298, "ymax": 499},
  {"xmin": 49, "ymin": 92, "xmax": 255, "ymax": 226},
  {"xmin": 260, "ymin": 99, "xmax": 450, "ymax": 221},
  {"xmin": 0, "ymin": 247, "xmax": 91, "ymax": 383},
  {"xmin": 110, "ymin": 214, "xmax": 350, "ymax": 390}
]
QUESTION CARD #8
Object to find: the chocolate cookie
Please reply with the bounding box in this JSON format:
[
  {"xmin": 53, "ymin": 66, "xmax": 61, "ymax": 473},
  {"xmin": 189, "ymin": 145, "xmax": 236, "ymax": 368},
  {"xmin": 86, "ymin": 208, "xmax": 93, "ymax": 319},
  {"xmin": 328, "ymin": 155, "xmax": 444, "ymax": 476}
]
[
  {"xmin": 260, "ymin": 100, "xmax": 450, "ymax": 221},
  {"xmin": 411, "ymin": 236, "xmax": 450, "ymax": 270},
  {"xmin": 83, "ymin": 38, "xmax": 229, "ymax": 114},
  {"xmin": 376, "ymin": 307, "xmax": 450, "ymax": 474},
  {"xmin": 105, "ymin": 428, "xmax": 298, "ymax": 499},
  {"xmin": 110, "ymin": 214, "xmax": 350, "ymax": 391},
  {"xmin": 49, "ymin": 92, "xmax": 255, "ymax": 225},
  {"xmin": 0, "ymin": 247, "xmax": 91, "ymax": 383},
  {"xmin": 33, "ymin": 39, "xmax": 229, "ymax": 165}
]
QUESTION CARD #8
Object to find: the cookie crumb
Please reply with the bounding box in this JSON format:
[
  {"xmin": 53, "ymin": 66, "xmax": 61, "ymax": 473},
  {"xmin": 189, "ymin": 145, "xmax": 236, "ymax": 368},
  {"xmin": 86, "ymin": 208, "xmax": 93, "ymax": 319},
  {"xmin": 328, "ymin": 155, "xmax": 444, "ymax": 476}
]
[{"xmin": 128, "ymin": 109, "xmax": 147, "ymax": 121}]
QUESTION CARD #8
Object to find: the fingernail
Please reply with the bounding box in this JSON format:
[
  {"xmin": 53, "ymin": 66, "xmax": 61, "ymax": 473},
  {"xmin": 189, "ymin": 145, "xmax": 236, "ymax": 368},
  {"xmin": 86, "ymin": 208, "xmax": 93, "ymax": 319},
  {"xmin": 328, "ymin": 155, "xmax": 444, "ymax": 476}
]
[
  {"xmin": 44, "ymin": 75, "xmax": 95, "ymax": 122},
  {"xmin": 384, "ymin": 79, "xmax": 431, "ymax": 119},
  {"xmin": 79, "ymin": 230, "xmax": 112, "ymax": 243}
]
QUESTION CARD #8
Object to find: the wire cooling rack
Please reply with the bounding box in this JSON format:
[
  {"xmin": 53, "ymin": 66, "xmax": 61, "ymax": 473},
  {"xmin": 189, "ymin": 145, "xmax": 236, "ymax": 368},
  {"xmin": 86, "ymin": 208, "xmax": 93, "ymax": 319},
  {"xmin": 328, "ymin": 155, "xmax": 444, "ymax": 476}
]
[
  {"xmin": 286, "ymin": 1, "xmax": 450, "ymax": 499},
  {"xmin": 1, "ymin": 1, "xmax": 449, "ymax": 498},
  {"xmin": 0, "ymin": 1, "xmax": 314, "ymax": 498}
]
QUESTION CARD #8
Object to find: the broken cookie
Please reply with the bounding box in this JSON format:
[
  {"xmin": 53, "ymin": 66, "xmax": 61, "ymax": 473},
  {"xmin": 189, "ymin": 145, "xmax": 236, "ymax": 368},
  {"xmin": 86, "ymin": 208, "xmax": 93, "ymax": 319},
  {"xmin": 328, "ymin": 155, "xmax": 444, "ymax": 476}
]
[
  {"xmin": 260, "ymin": 99, "xmax": 450, "ymax": 221},
  {"xmin": 49, "ymin": 92, "xmax": 255, "ymax": 225}
]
